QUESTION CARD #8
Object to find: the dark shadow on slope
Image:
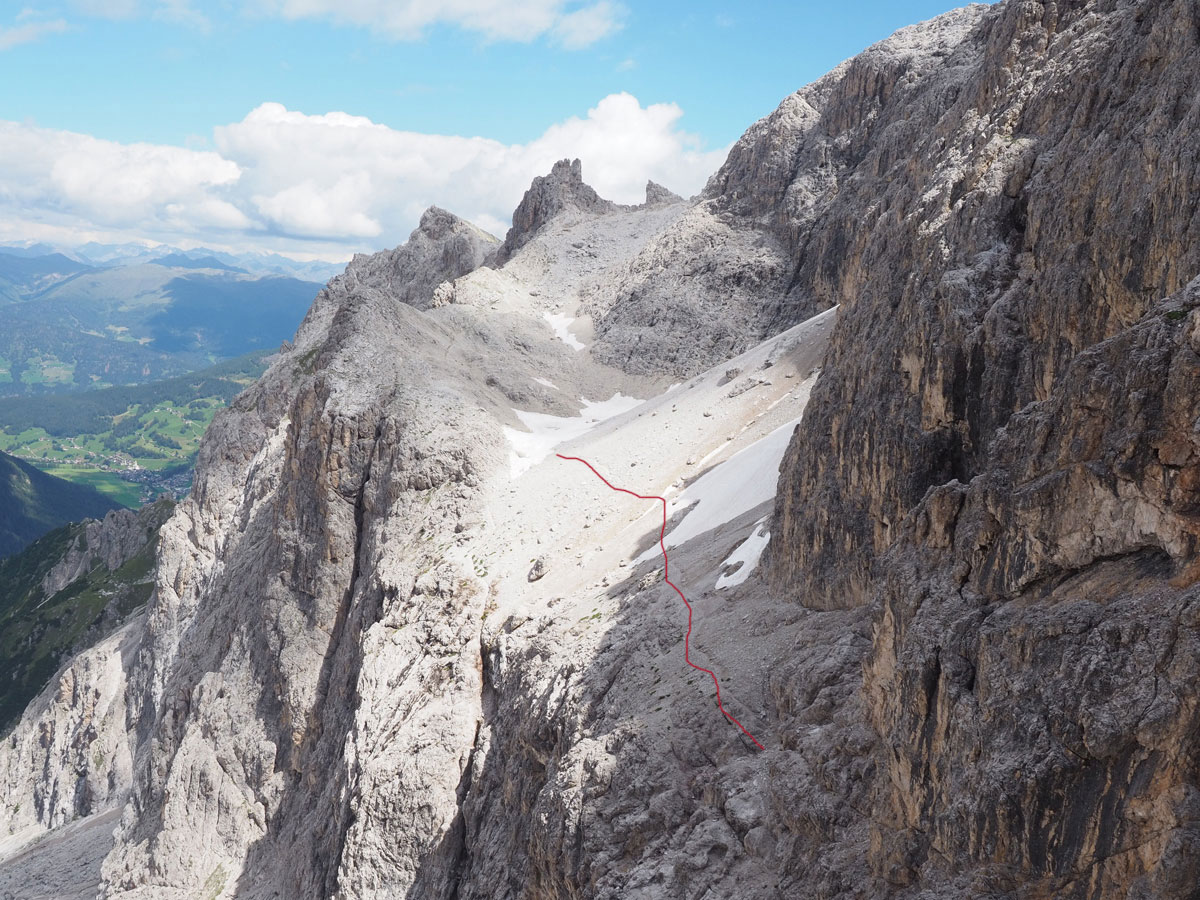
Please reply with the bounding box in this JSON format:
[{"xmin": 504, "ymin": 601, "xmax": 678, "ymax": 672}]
[
  {"xmin": 0, "ymin": 450, "xmax": 122, "ymax": 557},
  {"xmin": 432, "ymin": 495, "xmax": 861, "ymax": 899},
  {"xmin": 150, "ymin": 275, "xmax": 320, "ymax": 357}
]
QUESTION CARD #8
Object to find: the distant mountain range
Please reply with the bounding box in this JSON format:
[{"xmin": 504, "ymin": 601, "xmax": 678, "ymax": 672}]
[
  {"xmin": 0, "ymin": 251, "xmax": 93, "ymax": 301},
  {"xmin": 149, "ymin": 252, "xmax": 246, "ymax": 273},
  {"xmin": 0, "ymin": 247, "xmax": 326, "ymax": 397},
  {"xmin": 0, "ymin": 448, "xmax": 121, "ymax": 557},
  {"xmin": 0, "ymin": 240, "xmax": 347, "ymax": 283}
]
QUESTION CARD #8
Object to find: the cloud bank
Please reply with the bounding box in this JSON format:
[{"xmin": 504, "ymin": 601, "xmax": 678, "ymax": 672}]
[
  {"xmin": 0, "ymin": 93, "xmax": 728, "ymax": 259},
  {"xmin": 0, "ymin": 18, "xmax": 69, "ymax": 50},
  {"xmin": 16, "ymin": 1, "xmax": 625, "ymax": 51},
  {"xmin": 255, "ymin": 0, "xmax": 625, "ymax": 47}
]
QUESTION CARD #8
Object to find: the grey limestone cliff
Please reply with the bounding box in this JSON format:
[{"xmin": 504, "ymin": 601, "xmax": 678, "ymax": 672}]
[
  {"xmin": 644, "ymin": 181, "xmax": 682, "ymax": 207},
  {"xmin": 40, "ymin": 502, "xmax": 172, "ymax": 598},
  {"xmin": 763, "ymin": 0, "xmax": 1200, "ymax": 894},
  {"xmin": 347, "ymin": 206, "xmax": 498, "ymax": 310}
]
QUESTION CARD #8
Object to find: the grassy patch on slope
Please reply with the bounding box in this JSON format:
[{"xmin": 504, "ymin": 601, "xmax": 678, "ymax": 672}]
[
  {"xmin": 0, "ymin": 352, "xmax": 268, "ymax": 506},
  {"xmin": 0, "ymin": 498, "xmax": 172, "ymax": 734}
]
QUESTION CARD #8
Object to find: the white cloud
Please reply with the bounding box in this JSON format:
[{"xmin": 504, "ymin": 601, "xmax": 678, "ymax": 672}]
[
  {"xmin": 0, "ymin": 18, "xmax": 68, "ymax": 49},
  {"xmin": 256, "ymin": 0, "xmax": 624, "ymax": 46},
  {"xmin": 65, "ymin": 0, "xmax": 609, "ymax": 43},
  {"xmin": 0, "ymin": 120, "xmax": 245, "ymax": 239},
  {"xmin": 69, "ymin": 0, "xmax": 207, "ymax": 27},
  {"xmin": 152, "ymin": 0, "xmax": 209, "ymax": 30},
  {"xmin": 550, "ymin": 1, "xmax": 624, "ymax": 48},
  {"xmin": 47, "ymin": 138, "xmax": 240, "ymax": 225},
  {"xmin": 69, "ymin": 0, "xmax": 140, "ymax": 18},
  {"xmin": 0, "ymin": 93, "xmax": 730, "ymax": 258},
  {"xmin": 252, "ymin": 175, "xmax": 382, "ymax": 238}
]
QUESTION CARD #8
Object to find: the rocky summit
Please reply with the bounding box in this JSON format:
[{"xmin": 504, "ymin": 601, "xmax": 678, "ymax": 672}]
[{"xmin": 2, "ymin": 1, "xmax": 1199, "ymax": 898}]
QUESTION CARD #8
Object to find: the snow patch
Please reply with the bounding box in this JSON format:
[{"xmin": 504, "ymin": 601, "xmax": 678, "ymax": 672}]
[
  {"xmin": 543, "ymin": 312, "xmax": 585, "ymax": 350},
  {"xmin": 637, "ymin": 415, "xmax": 802, "ymax": 562},
  {"xmin": 533, "ymin": 377, "xmax": 559, "ymax": 390},
  {"xmin": 504, "ymin": 394, "xmax": 643, "ymax": 478},
  {"xmin": 715, "ymin": 519, "xmax": 770, "ymax": 590}
]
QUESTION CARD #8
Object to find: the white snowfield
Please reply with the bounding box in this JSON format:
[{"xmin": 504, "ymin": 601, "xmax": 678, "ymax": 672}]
[
  {"xmin": 478, "ymin": 303, "xmax": 835, "ymax": 632},
  {"xmin": 634, "ymin": 414, "xmax": 805, "ymax": 565},
  {"xmin": 503, "ymin": 394, "xmax": 643, "ymax": 478},
  {"xmin": 716, "ymin": 519, "xmax": 771, "ymax": 590},
  {"xmin": 543, "ymin": 311, "xmax": 586, "ymax": 350}
]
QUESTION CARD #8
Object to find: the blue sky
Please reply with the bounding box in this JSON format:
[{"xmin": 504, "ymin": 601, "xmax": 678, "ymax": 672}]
[{"xmin": 0, "ymin": 1, "xmax": 979, "ymax": 258}]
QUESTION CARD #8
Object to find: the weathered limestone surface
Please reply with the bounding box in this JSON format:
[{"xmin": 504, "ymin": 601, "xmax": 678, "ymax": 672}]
[
  {"xmin": 346, "ymin": 206, "xmax": 499, "ymax": 310},
  {"xmin": 1, "ymin": 619, "xmax": 141, "ymax": 845},
  {"xmin": 1, "ymin": 499, "xmax": 172, "ymax": 857},
  {"xmin": 1, "ymin": 2, "xmax": 1197, "ymax": 898},
  {"xmin": 40, "ymin": 501, "xmax": 173, "ymax": 598},
  {"xmin": 760, "ymin": 0, "xmax": 1200, "ymax": 895},
  {"xmin": 494, "ymin": 159, "xmax": 618, "ymax": 265},
  {"xmin": 96, "ymin": 237, "xmax": 512, "ymax": 898},
  {"xmin": 863, "ymin": 281, "xmax": 1200, "ymax": 896},
  {"xmin": 769, "ymin": 0, "xmax": 1200, "ymax": 608}
]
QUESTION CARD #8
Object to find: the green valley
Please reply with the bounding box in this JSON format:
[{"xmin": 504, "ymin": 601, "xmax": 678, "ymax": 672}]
[{"xmin": 0, "ymin": 353, "xmax": 269, "ymax": 506}]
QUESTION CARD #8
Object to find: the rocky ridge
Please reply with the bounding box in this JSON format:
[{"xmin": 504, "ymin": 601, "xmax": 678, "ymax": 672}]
[
  {"xmin": 493, "ymin": 159, "xmax": 619, "ymax": 265},
  {"xmin": 40, "ymin": 503, "xmax": 172, "ymax": 598},
  {"xmin": 344, "ymin": 206, "xmax": 499, "ymax": 310}
]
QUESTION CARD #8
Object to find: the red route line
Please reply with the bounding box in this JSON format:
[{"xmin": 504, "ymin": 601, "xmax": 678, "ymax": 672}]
[{"xmin": 555, "ymin": 453, "xmax": 766, "ymax": 751}]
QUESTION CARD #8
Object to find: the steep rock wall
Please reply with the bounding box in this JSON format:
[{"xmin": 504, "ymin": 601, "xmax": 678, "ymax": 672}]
[
  {"xmin": 753, "ymin": 0, "xmax": 1200, "ymax": 895},
  {"xmin": 769, "ymin": 0, "xmax": 1200, "ymax": 608},
  {"xmin": 864, "ymin": 281, "xmax": 1200, "ymax": 896},
  {"xmin": 98, "ymin": 254, "xmax": 514, "ymax": 898}
]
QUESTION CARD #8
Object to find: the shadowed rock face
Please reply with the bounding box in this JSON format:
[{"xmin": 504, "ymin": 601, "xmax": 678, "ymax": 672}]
[
  {"xmin": 644, "ymin": 181, "xmax": 682, "ymax": 207},
  {"xmin": 767, "ymin": 0, "xmax": 1200, "ymax": 608},
  {"xmin": 756, "ymin": 0, "xmax": 1200, "ymax": 893},
  {"xmin": 861, "ymin": 279, "xmax": 1200, "ymax": 896}
]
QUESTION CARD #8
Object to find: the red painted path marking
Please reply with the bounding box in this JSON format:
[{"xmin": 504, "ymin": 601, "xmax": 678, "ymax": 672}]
[{"xmin": 556, "ymin": 453, "xmax": 766, "ymax": 751}]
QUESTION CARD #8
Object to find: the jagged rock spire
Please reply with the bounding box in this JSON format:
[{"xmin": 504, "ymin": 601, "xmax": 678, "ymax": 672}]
[
  {"xmin": 644, "ymin": 180, "xmax": 682, "ymax": 206},
  {"xmin": 493, "ymin": 159, "xmax": 616, "ymax": 265}
]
